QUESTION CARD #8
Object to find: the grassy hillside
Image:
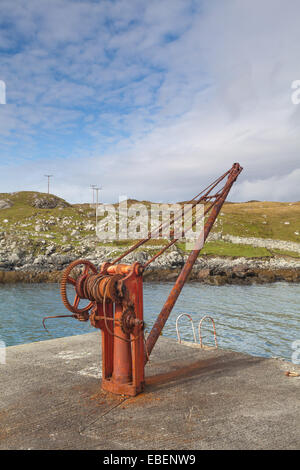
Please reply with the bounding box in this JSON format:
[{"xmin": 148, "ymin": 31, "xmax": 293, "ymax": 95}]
[
  {"xmin": 0, "ymin": 192, "xmax": 299, "ymax": 259},
  {"xmin": 214, "ymin": 201, "xmax": 300, "ymax": 242}
]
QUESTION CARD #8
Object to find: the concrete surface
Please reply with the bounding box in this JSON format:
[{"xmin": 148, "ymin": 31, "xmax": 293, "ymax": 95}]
[{"xmin": 0, "ymin": 332, "xmax": 299, "ymax": 450}]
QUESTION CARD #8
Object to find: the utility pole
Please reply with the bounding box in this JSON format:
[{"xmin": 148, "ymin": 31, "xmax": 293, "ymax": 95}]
[
  {"xmin": 44, "ymin": 175, "xmax": 53, "ymax": 194},
  {"xmin": 90, "ymin": 184, "xmax": 97, "ymax": 204},
  {"xmin": 94, "ymin": 186, "xmax": 102, "ymax": 230}
]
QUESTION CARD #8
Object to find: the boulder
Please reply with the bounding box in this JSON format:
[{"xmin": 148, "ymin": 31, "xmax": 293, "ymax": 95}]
[
  {"xmin": 197, "ymin": 268, "xmax": 210, "ymax": 280},
  {"xmin": 32, "ymin": 196, "xmax": 68, "ymax": 209},
  {"xmin": 0, "ymin": 200, "xmax": 12, "ymax": 210}
]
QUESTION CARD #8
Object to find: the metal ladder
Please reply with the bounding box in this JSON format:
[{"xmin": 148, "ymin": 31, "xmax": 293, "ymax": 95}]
[{"xmin": 176, "ymin": 313, "xmax": 218, "ymax": 348}]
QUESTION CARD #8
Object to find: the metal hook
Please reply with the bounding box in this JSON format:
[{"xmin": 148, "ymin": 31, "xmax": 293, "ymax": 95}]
[{"xmin": 42, "ymin": 314, "xmax": 77, "ymax": 333}]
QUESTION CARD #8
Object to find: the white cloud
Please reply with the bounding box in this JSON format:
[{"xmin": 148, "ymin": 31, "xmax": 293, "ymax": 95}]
[
  {"xmin": 231, "ymin": 169, "xmax": 300, "ymax": 202},
  {"xmin": 0, "ymin": 0, "xmax": 299, "ymax": 203}
]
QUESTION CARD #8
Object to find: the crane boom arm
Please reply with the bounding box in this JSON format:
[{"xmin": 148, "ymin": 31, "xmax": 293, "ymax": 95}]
[{"xmin": 145, "ymin": 162, "xmax": 243, "ymax": 361}]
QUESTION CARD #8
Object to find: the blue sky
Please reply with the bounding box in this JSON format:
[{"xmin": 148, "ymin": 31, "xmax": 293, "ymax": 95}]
[{"xmin": 0, "ymin": 0, "xmax": 300, "ymax": 203}]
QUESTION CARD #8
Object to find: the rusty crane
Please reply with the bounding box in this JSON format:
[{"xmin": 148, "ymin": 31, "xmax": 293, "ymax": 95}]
[{"xmin": 44, "ymin": 163, "xmax": 243, "ymax": 396}]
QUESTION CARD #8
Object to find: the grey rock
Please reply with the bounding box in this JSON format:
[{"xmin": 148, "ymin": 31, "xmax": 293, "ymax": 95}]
[
  {"xmin": 62, "ymin": 245, "xmax": 73, "ymax": 253},
  {"xmin": 45, "ymin": 245, "xmax": 56, "ymax": 256},
  {"xmin": 32, "ymin": 196, "xmax": 68, "ymax": 209},
  {"xmin": 33, "ymin": 255, "xmax": 46, "ymax": 265},
  {"xmin": 222, "ymin": 234, "xmax": 300, "ymax": 254},
  {"xmin": 0, "ymin": 200, "xmax": 12, "ymax": 210},
  {"xmin": 8, "ymin": 253, "xmax": 20, "ymax": 264}
]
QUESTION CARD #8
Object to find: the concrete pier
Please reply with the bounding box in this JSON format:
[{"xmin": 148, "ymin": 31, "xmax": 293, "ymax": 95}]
[{"xmin": 0, "ymin": 332, "xmax": 299, "ymax": 450}]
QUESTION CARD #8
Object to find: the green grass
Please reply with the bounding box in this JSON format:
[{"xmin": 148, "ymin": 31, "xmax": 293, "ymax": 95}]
[
  {"xmin": 0, "ymin": 191, "xmax": 92, "ymax": 241},
  {"xmin": 214, "ymin": 201, "xmax": 300, "ymax": 242},
  {"xmin": 270, "ymin": 248, "xmax": 300, "ymax": 258},
  {"xmin": 0, "ymin": 192, "xmax": 299, "ymax": 259},
  {"xmin": 176, "ymin": 241, "xmax": 272, "ymax": 258},
  {"xmin": 200, "ymin": 241, "xmax": 271, "ymax": 257}
]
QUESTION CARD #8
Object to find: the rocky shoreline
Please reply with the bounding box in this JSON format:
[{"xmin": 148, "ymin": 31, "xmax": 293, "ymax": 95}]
[
  {"xmin": 1, "ymin": 193, "xmax": 300, "ymax": 285},
  {"xmin": 0, "ymin": 247, "xmax": 300, "ymax": 285}
]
